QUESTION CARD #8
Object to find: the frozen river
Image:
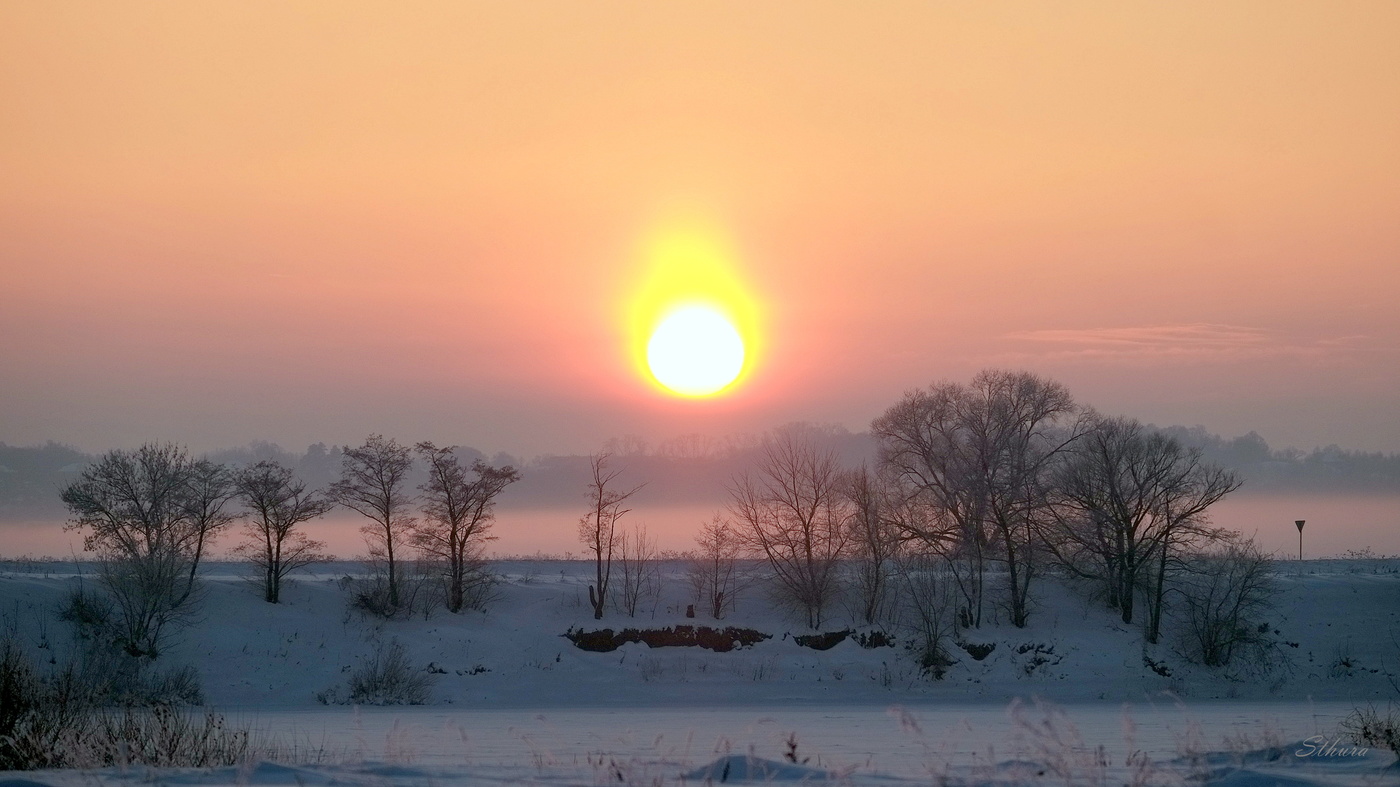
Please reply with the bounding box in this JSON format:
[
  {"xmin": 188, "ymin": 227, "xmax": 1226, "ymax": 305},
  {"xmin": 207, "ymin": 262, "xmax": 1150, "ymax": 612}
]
[{"xmin": 227, "ymin": 700, "xmax": 1366, "ymax": 776}]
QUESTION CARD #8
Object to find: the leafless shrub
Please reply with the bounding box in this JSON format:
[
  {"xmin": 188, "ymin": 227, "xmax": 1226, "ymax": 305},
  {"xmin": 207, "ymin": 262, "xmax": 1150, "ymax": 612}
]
[
  {"xmin": 730, "ymin": 425, "xmax": 853, "ymax": 629},
  {"xmin": 1, "ymin": 630, "xmax": 226, "ymax": 769},
  {"xmin": 1178, "ymin": 537, "xmax": 1277, "ymax": 668},
  {"xmin": 0, "ymin": 630, "xmax": 48, "ymax": 768},
  {"xmin": 58, "ymin": 582, "xmax": 113, "ymax": 640},
  {"xmin": 430, "ymin": 553, "xmax": 501, "ymax": 613},
  {"xmin": 347, "ymin": 558, "xmax": 446, "ymax": 620},
  {"xmin": 344, "ymin": 638, "xmax": 434, "ymax": 705},
  {"xmin": 894, "ymin": 548, "xmax": 957, "ymax": 678},
  {"xmin": 73, "ymin": 706, "xmax": 250, "ymax": 767},
  {"xmin": 687, "ymin": 516, "xmax": 743, "ymax": 619},
  {"xmin": 1340, "ymin": 703, "xmax": 1400, "ymax": 753},
  {"xmin": 845, "ymin": 466, "xmax": 901, "ymax": 626},
  {"xmin": 615, "ymin": 525, "xmax": 660, "ymax": 618}
]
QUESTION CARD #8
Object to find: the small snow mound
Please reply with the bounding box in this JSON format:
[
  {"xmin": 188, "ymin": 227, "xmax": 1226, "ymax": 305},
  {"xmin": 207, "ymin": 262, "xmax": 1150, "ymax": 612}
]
[
  {"xmin": 0, "ymin": 780, "xmax": 59, "ymax": 787},
  {"xmin": 234, "ymin": 762, "xmax": 344, "ymax": 785},
  {"xmin": 1178, "ymin": 740, "xmax": 1399, "ymax": 787},
  {"xmin": 150, "ymin": 762, "xmax": 346, "ymax": 786},
  {"xmin": 684, "ymin": 754, "xmax": 830, "ymax": 782}
]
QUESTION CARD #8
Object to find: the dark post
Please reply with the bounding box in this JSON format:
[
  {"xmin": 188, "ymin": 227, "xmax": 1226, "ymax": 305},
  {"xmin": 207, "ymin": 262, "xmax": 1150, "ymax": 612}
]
[{"xmin": 1295, "ymin": 519, "xmax": 1306, "ymax": 560}]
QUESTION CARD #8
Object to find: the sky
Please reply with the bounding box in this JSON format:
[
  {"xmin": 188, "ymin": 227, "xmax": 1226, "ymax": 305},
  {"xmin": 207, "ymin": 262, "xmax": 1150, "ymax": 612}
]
[{"xmin": 2, "ymin": 2, "xmax": 1398, "ymax": 460}]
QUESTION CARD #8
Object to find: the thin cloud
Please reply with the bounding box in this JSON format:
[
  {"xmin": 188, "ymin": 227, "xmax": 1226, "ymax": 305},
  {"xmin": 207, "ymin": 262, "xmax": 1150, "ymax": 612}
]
[{"xmin": 1003, "ymin": 323, "xmax": 1384, "ymax": 364}]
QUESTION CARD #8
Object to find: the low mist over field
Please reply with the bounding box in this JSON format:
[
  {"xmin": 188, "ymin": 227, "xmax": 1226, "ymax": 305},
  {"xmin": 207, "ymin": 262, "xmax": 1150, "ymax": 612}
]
[{"xmin": 5, "ymin": 419, "xmax": 1399, "ymax": 559}]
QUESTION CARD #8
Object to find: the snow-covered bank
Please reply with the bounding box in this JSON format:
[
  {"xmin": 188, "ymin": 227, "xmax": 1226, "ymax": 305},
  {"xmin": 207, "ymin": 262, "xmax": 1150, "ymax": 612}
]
[
  {"xmin": 8, "ymin": 703, "xmax": 1399, "ymax": 786},
  {"xmin": 2, "ymin": 559, "xmax": 1398, "ymax": 784},
  {"xmin": 1, "ymin": 558, "xmax": 1397, "ymax": 707}
]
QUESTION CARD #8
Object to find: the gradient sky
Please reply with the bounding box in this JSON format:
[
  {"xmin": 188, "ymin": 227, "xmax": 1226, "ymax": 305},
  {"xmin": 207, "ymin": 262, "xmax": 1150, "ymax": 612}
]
[{"xmin": 3, "ymin": 2, "xmax": 1398, "ymax": 458}]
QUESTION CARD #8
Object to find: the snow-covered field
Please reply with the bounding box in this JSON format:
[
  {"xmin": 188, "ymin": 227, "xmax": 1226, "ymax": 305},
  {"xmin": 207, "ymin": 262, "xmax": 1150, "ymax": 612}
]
[{"xmin": 2, "ymin": 558, "xmax": 1397, "ymax": 785}]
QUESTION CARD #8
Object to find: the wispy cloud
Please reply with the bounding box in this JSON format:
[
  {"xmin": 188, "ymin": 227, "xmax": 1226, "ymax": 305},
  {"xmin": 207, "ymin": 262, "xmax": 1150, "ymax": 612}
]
[{"xmin": 1003, "ymin": 323, "xmax": 1385, "ymax": 364}]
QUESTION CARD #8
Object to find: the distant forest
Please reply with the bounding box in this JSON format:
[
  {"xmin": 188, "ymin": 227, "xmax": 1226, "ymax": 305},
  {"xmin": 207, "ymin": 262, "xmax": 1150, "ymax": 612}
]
[{"xmin": 2, "ymin": 425, "xmax": 1398, "ymax": 518}]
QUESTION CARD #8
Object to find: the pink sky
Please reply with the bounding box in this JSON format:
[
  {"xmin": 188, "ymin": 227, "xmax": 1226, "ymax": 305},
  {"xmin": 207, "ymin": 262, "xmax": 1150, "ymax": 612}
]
[{"xmin": 2, "ymin": 3, "xmax": 1397, "ymax": 457}]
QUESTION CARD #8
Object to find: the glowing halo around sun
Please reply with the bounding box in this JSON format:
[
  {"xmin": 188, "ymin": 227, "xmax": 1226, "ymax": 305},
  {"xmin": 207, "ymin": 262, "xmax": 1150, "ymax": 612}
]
[
  {"xmin": 646, "ymin": 305, "xmax": 745, "ymax": 396},
  {"xmin": 627, "ymin": 220, "xmax": 761, "ymax": 398}
]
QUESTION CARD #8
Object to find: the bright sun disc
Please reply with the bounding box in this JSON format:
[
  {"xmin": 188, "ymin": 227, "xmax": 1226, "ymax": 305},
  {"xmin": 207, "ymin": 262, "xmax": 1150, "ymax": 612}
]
[{"xmin": 646, "ymin": 306, "xmax": 745, "ymax": 396}]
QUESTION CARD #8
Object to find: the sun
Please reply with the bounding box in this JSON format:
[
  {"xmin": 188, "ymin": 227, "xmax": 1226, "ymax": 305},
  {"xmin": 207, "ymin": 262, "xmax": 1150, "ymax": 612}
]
[
  {"xmin": 646, "ymin": 305, "xmax": 745, "ymax": 396},
  {"xmin": 626, "ymin": 218, "xmax": 760, "ymax": 397}
]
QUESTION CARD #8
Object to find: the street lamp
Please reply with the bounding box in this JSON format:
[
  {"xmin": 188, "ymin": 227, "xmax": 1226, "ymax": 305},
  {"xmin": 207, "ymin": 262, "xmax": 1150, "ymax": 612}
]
[{"xmin": 1295, "ymin": 520, "xmax": 1306, "ymax": 560}]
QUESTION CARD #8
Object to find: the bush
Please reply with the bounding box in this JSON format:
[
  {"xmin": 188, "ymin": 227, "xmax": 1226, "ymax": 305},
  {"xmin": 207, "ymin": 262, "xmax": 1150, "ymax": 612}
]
[
  {"xmin": 120, "ymin": 663, "xmax": 204, "ymax": 706},
  {"xmin": 1, "ymin": 631, "xmax": 94, "ymax": 769},
  {"xmin": 895, "ymin": 552, "xmax": 957, "ymax": 680},
  {"xmin": 1340, "ymin": 703, "xmax": 1400, "ymax": 754},
  {"xmin": 0, "ymin": 632, "xmax": 226, "ymax": 769},
  {"xmin": 58, "ymin": 584, "xmax": 113, "ymax": 639},
  {"xmin": 1178, "ymin": 538, "xmax": 1277, "ymax": 669},
  {"xmin": 341, "ymin": 639, "xmax": 433, "ymax": 705},
  {"xmin": 348, "ymin": 565, "xmax": 446, "ymax": 620},
  {"xmin": 78, "ymin": 706, "xmax": 249, "ymax": 767},
  {"xmin": 915, "ymin": 640, "xmax": 956, "ymax": 680},
  {"xmin": 351, "ymin": 576, "xmax": 400, "ymax": 618},
  {"xmin": 0, "ymin": 633, "xmax": 44, "ymax": 768}
]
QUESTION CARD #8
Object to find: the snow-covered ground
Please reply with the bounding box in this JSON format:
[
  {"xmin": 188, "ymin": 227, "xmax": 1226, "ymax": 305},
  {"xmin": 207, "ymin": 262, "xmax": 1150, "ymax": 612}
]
[{"xmin": 1, "ymin": 558, "xmax": 1397, "ymax": 785}]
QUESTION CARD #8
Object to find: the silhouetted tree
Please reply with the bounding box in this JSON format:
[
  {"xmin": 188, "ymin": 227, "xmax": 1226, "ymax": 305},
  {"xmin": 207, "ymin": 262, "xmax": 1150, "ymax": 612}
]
[
  {"xmin": 233, "ymin": 460, "xmax": 333, "ymax": 603},
  {"xmin": 578, "ymin": 453, "xmax": 643, "ymax": 619},
  {"xmin": 614, "ymin": 524, "xmax": 660, "ymax": 617},
  {"xmin": 874, "ymin": 369, "xmax": 1086, "ymax": 628},
  {"xmin": 1047, "ymin": 417, "xmax": 1240, "ymax": 638},
  {"xmin": 329, "ymin": 435, "xmax": 416, "ymax": 610},
  {"xmin": 688, "ymin": 515, "xmax": 742, "ymax": 619},
  {"xmin": 59, "ymin": 443, "xmax": 229, "ymax": 657},
  {"xmin": 413, "ymin": 442, "xmax": 519, "ymax": 613},
  {"xmin": 177, "ymin": 459, "xmax": 238, "ymax": 606},
  {"xmin": 845, "ymin": 466, "xmax": 901, "ymax": 625},
  {"xmin": 730, "ymin": 425, "xmax": 853, "ymax": 629}
]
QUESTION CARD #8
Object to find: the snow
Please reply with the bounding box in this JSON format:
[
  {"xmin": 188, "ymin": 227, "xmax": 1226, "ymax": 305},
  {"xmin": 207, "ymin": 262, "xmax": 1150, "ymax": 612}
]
[{"xmin": 1, "ymin": 558, "xmax": 1397, "ymax": 785}]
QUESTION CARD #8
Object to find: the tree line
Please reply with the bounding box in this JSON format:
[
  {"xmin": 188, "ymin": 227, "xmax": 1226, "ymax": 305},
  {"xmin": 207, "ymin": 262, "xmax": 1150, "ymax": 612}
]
[
  {"xmin": 577, "ymin": 370, "xmax": 1267, "ymax": 672},
  {"xmin": 58, "ymin": 436, "xmax": 518, "ymax": 658},
  {"xmin": 50, "ymin": 369, "xmax": 1275, "ymax": 674}
]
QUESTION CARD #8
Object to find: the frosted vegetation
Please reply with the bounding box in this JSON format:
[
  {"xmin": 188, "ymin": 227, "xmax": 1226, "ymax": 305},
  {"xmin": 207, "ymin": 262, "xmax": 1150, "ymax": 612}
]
[{"xmin": 1, "ymin": 369, "xmax": 1398, "ymax": 783}]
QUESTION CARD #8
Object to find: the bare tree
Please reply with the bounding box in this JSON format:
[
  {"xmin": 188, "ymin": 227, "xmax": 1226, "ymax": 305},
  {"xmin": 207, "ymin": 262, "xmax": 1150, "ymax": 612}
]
[
  {"xmin": 59, "ymin": 443, "xmax": 227, "ymax": 657},
  {"xmin": 1048, "ymin": 417, "xmax": 1241, "ymax": 639},
  {"xmin": 232, "ymin": 460, "xmax": 333, "ymax": 603},
  {"xmin": 329, "ymin": 435, "xmax": 416, "ymax": 610},
  {"xmin": 874, "ymin": 370, "xmax": 1085, "ymax": 628},
  {"xmin": 614, "ymin": 525, "xmax": 660, "ymax": 618},
  {"xmin": 1140, "ymin": 470, "xmax": 1241, "ymax": 645},
  {"xmin": 875, "ymin": 385, "xmax": 990, "ymax": 628},
  {"xmin": 845, "ymin": 466, "xmax": 901, "ymax": 625},
  {"xmin": 413, "ymin": 442, "xmax": 520, "ymax": 613},
  {"xmin": 688, "ymin": 515, "xmax": 742, "ymax": 619},
  {"xmin": 578, "ymin": 453, "xmax": 643, "ymax": 620},
  {"xmin": 176, "ymin": 459, "xmax": 238, "ymax": 606},
  {"xmin": 729, "ymin": 425, "xmax": 853, "ymax": 629},
  {"xmin": 893, "ymin": 544, "xmax": 958, "ymax": 677},
  {"xmin": 1179, "ymin": 536, "xmax": 1276, "ymax": 667}
]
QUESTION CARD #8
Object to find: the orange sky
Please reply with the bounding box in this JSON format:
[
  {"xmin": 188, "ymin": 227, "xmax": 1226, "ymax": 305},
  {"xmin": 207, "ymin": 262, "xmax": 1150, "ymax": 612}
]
[{"xmin": 2, "ymin": 2, "xmax": 1398, "ymax": 457}]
